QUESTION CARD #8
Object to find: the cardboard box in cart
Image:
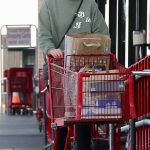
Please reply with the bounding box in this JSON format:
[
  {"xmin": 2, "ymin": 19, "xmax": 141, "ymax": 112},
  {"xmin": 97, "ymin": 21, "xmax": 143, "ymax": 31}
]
[
  {"xmin": 64, "ymin": 33, "xmax": 111, "ymax": 71},
  {"xmin": 65, "ymin": 33, "xmax": 111, "ymax": 55}
]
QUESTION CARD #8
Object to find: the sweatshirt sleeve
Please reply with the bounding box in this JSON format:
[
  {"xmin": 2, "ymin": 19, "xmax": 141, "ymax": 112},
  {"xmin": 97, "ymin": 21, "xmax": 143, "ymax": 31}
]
[
  {"xmin": 38, "ymin": 0, "xmax": 55, "ymax": 57},
  {"xmin": 91, "ymin": 2, "xmax": 110, "ymax": 36}
]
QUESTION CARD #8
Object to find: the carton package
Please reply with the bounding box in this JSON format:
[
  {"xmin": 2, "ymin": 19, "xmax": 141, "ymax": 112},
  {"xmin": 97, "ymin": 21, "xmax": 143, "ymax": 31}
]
[
  {"xmin": 65, "ymin": 33, "xmax": 111, "ymax": 55},
  {"xmin": 82, "ymin": 69, "xmax": 124, "ymax": 96},
  {"xmin": 82, "ymin": 91, "xmax": 122, "ymax": 119},
  {"xmin": 64, "ymin": 33, "xmax": 111, "ymax": 70},
  {"xmin": 90, "ymin": 80, "xmax": 125, "ymax": 93},
  {"xmin": 81, "ymin": 69, "xmax": 124, "ymax": 119},
  {"xmin": 81, "ymin": 99, "xmax": 122, "ymax": 119}
]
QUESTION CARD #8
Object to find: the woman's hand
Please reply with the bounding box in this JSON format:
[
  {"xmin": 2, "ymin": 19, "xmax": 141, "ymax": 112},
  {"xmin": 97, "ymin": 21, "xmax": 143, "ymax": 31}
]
[{"xmin": 48, "ymin": 49, "xmax": 63, "ymax": 58}]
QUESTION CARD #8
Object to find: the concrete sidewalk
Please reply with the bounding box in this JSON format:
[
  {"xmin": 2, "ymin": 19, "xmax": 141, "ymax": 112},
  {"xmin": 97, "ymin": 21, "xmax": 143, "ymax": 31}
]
[{"xmin": 0, "ymin": 115, "xmax": 44, "ymax": 150}]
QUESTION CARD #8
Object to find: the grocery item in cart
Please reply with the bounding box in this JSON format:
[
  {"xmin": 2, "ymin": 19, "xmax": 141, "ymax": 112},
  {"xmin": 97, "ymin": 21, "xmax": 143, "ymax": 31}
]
[
  {"xmin": 66, "ymin": 55, "xmax": 110, "ymax": 73},
  {"xmin": 81, "ymin": 69, "xmax": 125, "ymax": 119},
  {"xmin": 65, "ymin": 33, "xmax": 111, "ymax": 55}
]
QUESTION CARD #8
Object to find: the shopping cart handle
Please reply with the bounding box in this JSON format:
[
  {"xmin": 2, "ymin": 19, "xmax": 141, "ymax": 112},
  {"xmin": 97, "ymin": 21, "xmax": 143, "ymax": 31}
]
[
  {"xmin": 47, "ymin": 53, "xmax": 64, "ymax": 62},
  {"xmin": 47, "ymin": 54, "xmax": 54, "ymax": 58}
]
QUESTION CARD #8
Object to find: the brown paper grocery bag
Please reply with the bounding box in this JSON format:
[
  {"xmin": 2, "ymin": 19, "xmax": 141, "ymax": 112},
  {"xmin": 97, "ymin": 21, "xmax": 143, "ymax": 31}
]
[{"xmin": 65, "ymin": 33, "xmax": 111, "ymax": 55}]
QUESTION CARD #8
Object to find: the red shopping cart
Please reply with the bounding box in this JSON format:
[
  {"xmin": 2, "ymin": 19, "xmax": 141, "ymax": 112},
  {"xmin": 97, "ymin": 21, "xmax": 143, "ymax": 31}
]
[
  {"xmin": 126, "ymin": 55, "xmax": 150, "ymax": 150},
  {"xmin": 46, "ymin": 53, "xmax": 136, "ymax": 149},
  {"xmin": 4, "ymin": 67, "xmax": 33, "ymax": 115}
]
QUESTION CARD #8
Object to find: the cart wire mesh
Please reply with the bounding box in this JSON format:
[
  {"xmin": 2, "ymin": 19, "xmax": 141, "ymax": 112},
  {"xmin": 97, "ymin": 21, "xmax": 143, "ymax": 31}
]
[{"xmin": 48, "ymin": 54, "xmax": 134, "ymax": 125}]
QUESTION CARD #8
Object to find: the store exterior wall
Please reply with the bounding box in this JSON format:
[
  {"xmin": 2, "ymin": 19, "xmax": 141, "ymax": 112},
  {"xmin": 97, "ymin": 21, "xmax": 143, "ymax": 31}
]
[
  {"xmin": 1, "ymin": 35, "xmax": 23, "ymax": 72},
  {"xmin": 3, "ymin": 50, "xmax": 23, "ymax": 71},
  {"xmin": 38, "ymin": 0, "xmax": 44, "ymax": 69}
]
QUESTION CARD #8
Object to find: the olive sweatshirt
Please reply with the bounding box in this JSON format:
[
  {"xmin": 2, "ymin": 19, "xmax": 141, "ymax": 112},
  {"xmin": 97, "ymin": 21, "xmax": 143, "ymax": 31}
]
[{"xmin": 39, "ymin": 0, "xmax": 109, "ymax": 56}]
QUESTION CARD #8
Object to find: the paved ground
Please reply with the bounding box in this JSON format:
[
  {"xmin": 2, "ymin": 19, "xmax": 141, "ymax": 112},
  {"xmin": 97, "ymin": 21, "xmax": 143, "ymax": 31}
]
[
  {"xmin": 0, "ymin": 114, "xmax": 44, "ymax": 150},
  {"xmin": 0, "ymin": 115, "xmax": 127, "ymax": 150}
]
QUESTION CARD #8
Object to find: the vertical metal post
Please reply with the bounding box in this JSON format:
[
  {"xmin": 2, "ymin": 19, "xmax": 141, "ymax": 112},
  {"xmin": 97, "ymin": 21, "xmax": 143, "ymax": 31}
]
[
  {"xmin": 105, "ymin": 0, "xmax": 109, "ymax": 27},
  {"xmin": 109, "ymin": 124, "xmax": 114, "ymax": 150},
  {"xmin": 129, "ymin": 119, "xmax": 136, "ymax": 150},
  {"xmin": 0, "ymin": 26, "xmax": 2, "ymax": 114},
  {"xmin": 135, "ymin": 0, "xmax": 140, "ymax": 62},
  {"xmin": 43, "ymin": 93, "xmax": 47, "ymax": 149},
  {"xmin": 31, "ymin": 24, "xmax": 38, "ymax": 110},
  {"xmin": 0, "ymin": 25, "xmax": 5, "ymax": 114},
  {"xmin": 125, "ymin": 0, "xmax": 129, "ymax": 67},
  {"xmin": 6, "ymin": 78, "xmax": 9, "ymax": 115},
  {"xmin": 147, "ymin": 0, "xmax": 150, "ymax": 48},
  {"xmin": 116, "ymin": 0, "xmax": 119, "ymax": 60},
  {"xmin": 135, "ymin": 0, "xmax": 140, "ymax": 33},
  {"xmin": 33, "ymin": 25, "xmax": 38, "ymax": 75}
]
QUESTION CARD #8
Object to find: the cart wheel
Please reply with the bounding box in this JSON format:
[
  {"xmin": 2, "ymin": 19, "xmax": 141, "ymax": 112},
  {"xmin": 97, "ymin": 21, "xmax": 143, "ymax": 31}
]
[
  {"xmin": 26, "ymin": 109, "xmax": 29, "ymax": 115},
  {"xmin": 16, "ymin": 109, "xmax": 21, "ymax": 115},
  {"xmin": 49, "ymin": 143, "xmax": 54, "ymax": 150},
  {"xmin": 69, "ymin": 140, "xmax": 77, "ymax": 150},
  {"xmin": 22, "ymin": 110, "xmax": 25, "ymax": 115},
  {"xmin": 45, "ymin": 142, "xmax": 53, "ymax": 150},
  {"xmin": 12, "ymin": 108, "xmax": 16, "ymax": 115},
  {"xmin": 22, "ymin": 108, "xmax": 26, "ymax": 115},
  {"xmin": 29, "ymin": 110, "xmax": 33, "ymax": 116},
  {"xmin": 23, "ymin": 108, "xmax": 28, "ymax": 115},
  {"xmin": 39, "ymin": 122, "xmax": 43, "ymax": 133},
  {"xmin": 8, "ymin": 108, "xmax": 12, "ymax": 115}
]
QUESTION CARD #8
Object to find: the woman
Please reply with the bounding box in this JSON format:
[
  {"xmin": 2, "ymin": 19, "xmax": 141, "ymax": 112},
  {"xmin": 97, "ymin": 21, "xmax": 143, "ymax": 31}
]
[{"xmin": 39, "ymin": 0, "xmax": 109, "ymax": 149}]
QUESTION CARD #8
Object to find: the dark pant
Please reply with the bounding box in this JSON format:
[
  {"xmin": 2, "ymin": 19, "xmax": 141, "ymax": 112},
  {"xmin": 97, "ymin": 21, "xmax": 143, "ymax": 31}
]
[
  {"xmin": 57, "ymin": 126, "xmax": 68, "ymax": 150},
  {"xmin": 57, "ymin": 124, "xmax": 91, "ymax": 150},
  {"xmin": 76, "ymin": 124, "xmax": 91, "ymax": 150}
]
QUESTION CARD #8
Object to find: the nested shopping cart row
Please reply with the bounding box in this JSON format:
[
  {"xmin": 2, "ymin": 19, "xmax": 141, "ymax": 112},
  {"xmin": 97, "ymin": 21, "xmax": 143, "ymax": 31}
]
[{"xmin": 127, "ymin": 55, "xmax": 150, "ymax": 150}]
